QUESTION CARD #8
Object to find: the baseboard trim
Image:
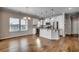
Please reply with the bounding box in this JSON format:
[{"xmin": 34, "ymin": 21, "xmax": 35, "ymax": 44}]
[
  {"xmin": 66, "ymin": 34, "xmax": 79, "ymax": 37},
  {"xmin": 71, "ymin": 34, "xmax": 79, "ymax": 37},
  {"xmin": 0, "ymin": 34, "xmax": 33, "ymax": 40},
  {"xmin": 66, "ymin": 34, "xmax": 71, "ymax": 36}
]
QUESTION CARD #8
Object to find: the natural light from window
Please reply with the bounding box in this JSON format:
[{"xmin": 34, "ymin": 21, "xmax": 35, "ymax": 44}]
[{"xmin": 9, "ymin": 17, "xmax": 28, "ymax": 32}]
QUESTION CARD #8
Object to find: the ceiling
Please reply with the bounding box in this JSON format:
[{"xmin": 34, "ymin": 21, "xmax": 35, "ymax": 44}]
[{"xmin": 3, "ymin": 7, "xmax": 79, "ymax": 18}]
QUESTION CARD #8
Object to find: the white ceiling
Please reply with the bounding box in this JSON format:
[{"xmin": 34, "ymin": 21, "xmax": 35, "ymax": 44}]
[{"xmin": 4, "ymin": 7, "xmax": 79, "ymax": 18}]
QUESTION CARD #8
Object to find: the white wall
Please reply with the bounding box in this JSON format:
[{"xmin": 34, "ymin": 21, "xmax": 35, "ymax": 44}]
[
  {"xmin": 0, "ymin": 11, "xmax": 1, "ymax": 38},
  {"xmin": 78, "ymin": 18, "xmax": 79, "ymax": 34},
  {"xmin": 72, "ymin": 17, "xmax": 79, "ymax": 35},
  {"xmin": 0, "ymin": 10, "xmax": 33, "ymax": 39},
  {"xmin": 65, "ymin": 15, "xmax": 72, "ymax": 35},
  {"xmin": 65, "ymin": 15, "xmax": 79, "ymax": 35}
]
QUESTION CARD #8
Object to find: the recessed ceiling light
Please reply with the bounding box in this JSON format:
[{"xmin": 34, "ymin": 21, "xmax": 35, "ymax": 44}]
[
  {"xmin": 27, "ymin": 17, "xmax": 31, "ymax": 20},
  {"xmin": 68, "ymin": 8, "xmax": 72, "ymax": 10}
]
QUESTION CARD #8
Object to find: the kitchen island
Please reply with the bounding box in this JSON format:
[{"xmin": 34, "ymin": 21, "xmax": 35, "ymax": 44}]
[{"xmin": 40, "ymin": 28, "xmax": 59, "ymax": 40}]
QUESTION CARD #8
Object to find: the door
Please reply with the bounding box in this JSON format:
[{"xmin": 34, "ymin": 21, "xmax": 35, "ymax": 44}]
[{"xmin": 71, "ymin": 16, "xmax": 79, "ymax": 37}]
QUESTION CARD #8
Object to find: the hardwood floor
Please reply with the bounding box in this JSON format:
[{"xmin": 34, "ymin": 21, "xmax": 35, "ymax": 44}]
[{"xmin": 0, "ymin": 35, "xmax": 79, "ymax": 52}]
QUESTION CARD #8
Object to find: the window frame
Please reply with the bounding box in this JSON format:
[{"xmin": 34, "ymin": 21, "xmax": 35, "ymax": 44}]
[
  {"xmin": 9, "ymin": 17, "xmax": 20, "ymax": 32},
  {"xmin": 9, "ymin": 17, "xmax": 28, "ymax": 32},
  {"xmin": 20, "ymin": 19, "xmax": 28, "ymax": 31}
]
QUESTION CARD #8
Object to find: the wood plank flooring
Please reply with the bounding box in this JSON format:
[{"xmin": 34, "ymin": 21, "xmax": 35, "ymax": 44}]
[{"xmin": 0, "ymin": 35, "xmax": 79, "ymax": 52}]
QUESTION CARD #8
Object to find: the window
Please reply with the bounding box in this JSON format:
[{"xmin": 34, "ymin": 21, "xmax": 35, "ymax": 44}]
[
  {"xmin": 9, "ymin": 17, "xmax": 28, "ymax": 32},
  {"xmin": 9, "ymin": 17, "xmax": 19, "ymax": 32},
  {"xmin": 21, "ymin": 19, "xmax": 28, "ymax": 31}
]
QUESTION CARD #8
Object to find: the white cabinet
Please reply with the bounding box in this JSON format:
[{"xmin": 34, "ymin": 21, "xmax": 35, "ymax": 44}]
[
  {"xmin": 40, "ymin": 29, "xmax": 59, "ymax": 40},
  {"xmin": 33, "ymin": 28, "xmax": 36, "ymax": 34}
]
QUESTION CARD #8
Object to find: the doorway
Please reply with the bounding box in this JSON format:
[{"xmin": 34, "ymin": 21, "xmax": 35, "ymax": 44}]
[{"xmin": 71, "ymin": 16, "xmax": 79, "ymax": 37}]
